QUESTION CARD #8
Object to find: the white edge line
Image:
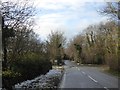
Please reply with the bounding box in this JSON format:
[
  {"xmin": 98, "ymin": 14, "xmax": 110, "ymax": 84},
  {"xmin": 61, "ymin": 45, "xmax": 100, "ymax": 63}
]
[
  {"xmin": 88, "ymin": 75, "xmax": 98, "ymax": 83},
  {"xmin": 60, "ymin": 72, "xmax": 66, "ymax": 88}
]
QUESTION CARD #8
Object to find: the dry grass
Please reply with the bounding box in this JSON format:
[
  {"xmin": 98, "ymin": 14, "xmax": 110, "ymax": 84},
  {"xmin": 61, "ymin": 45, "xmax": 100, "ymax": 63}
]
[
  {"xmin": 99, "ymin": 65, "xmax": 120, "ymax": 77},
  {"xmin": 52, "ymin": 65, "xmax": 64, "ymax": 71}
]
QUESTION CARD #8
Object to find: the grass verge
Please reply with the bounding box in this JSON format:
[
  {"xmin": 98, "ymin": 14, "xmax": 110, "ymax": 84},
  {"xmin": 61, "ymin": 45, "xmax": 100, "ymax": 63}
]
[
  {"xmin": 105, "ymin": 69, "xmax": 120, "ymax": 78},
  {"xmin": 99, "ymin": 65, "xmax": 120, "ymax": 77}
]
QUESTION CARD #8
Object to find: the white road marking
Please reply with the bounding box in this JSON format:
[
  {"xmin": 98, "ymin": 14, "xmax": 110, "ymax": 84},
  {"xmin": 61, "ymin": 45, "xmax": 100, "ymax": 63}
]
[
  {"xmin": 88, "ymin": 75, "xmax": 98, "ymax": 83},
  {"xmin": 78, "ymin": 68, "xmax": 80, "ymax": 70},
  {"xmin": 82, "ymin": 71, "xmax": 86, "ymax": 74},
  {"xmin": 104, "ymin": 87, "xmax": 109, "ymax": 90}
]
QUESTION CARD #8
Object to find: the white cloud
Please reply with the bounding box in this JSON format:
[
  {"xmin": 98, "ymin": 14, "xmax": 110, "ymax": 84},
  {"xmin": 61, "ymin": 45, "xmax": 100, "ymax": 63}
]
[
  {"xmin": 76, "ymin": 16, "xmax": 108, "ymax": 31},
  {"xmin": 34, "ymin": 13, "xmax": 67, "ymax": 40},
  {"xmin": 2, "ymin": 0, "xmax": 113, "ymax": 41},
  {"xmin": 34, "ymin": 1, "xmax": 65, "ymax": 10},
  {"xmin": 31, "ymin": 0, "xmax": 117, "ymax": 11},
  {"xmin": 31, "ymin": 0, "xmax": 89, "ymax": 12},
  {"xmin": 33, "ymin": 1, "xmax": 109, "ymax": 40}
]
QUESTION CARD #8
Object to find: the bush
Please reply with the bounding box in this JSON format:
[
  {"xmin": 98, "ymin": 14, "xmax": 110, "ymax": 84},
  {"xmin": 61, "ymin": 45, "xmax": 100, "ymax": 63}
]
[
  {"xmin": 94, "ymin": 54, "xmax": 104, "ymax": 64},
  {"xmin": 12, "ymin": 53, "xmax": 52, "ymax": 80},
  {"xmin": 3, "ymin": 53, "xmax": 52, "ymax": 90},
  {"xmin": 2, "ymin": 70, "xmax": 21, "ymax": 90}
]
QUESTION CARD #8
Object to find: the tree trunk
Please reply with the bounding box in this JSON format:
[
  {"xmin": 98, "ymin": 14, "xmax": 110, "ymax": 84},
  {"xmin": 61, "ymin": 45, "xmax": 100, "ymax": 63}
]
[{"xmin": 2, "ymin": 17, "xmax": 8, "ymax": 70}]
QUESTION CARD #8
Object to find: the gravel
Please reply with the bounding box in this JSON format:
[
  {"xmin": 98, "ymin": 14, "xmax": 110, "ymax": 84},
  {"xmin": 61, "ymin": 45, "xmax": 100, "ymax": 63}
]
[{"xmin": 14, "ymin": 69, "xmax": 63, "ymax": 90}]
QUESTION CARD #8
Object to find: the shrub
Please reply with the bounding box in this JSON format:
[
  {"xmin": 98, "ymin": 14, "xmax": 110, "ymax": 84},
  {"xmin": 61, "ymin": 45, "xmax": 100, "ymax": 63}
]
[
  {"xmin": 3, "ymin": 53, "xmax": 52, "ymax": 90},
  {"xmin": 2, "ymin": 70, "xmax": 21, "ymax": 90},
  {"xmin": 12, "ymin": 53, "xmax": 52, "ymax": 80}
]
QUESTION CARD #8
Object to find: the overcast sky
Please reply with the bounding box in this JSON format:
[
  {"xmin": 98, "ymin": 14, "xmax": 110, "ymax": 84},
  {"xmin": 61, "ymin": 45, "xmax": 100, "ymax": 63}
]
[
  {"xmin": 31, "ymin": 0, "xmax": 109, "ymax": 39},
  {"xmin": 2, "ymin": 0, "xmax": 116, "ymax": 41},
  {"xmin": 33, "ymin": 0, "xmax": 109, "ymax": 41}
]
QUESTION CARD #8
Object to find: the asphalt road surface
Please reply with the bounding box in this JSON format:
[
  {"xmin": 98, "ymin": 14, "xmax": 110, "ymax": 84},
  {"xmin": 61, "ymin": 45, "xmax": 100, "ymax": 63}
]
[{"xmin": 59, "ymin": 60, "xmax": 119, "ymax": 90}]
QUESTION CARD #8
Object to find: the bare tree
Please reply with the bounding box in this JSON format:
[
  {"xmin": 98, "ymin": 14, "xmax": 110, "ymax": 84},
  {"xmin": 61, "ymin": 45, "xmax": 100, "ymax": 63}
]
[
  {"xmin": 1, "ymin": 0, "xmax": 36, "ymax": 70},
  {"xmin": 100, "ymin": 2, "xmax": 119, "ymax": 20},
  {"xmin": 46, "ymin": 31, "xmax": 66, "ymax": 65},
  {"xmin": 99, "ymin": 2, "xmax": 119, "ymax": 70}
]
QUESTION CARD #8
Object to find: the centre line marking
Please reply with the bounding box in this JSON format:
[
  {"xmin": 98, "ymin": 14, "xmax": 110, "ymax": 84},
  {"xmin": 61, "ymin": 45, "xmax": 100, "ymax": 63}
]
[
  {"xmin": 88, "ymin": 75, "xmax": 98, "ymax": 83},
  {"xmin": 104, "ymin": 87, "xmax": 109, "ymax": 90},
  {"xmin": 82, "ymin": 71, "xmax": 85, "ymax": 74}
]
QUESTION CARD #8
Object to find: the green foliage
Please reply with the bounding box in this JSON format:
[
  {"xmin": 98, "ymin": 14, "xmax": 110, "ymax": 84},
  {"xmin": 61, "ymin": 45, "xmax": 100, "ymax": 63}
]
[
  {"xmin": 106, "ymin": 69, "xmax": 120, "ymax": 77},
  {"xmin": 12, "ymin": 53, "xmax": 52, "ymax": 80},
  {"xmin": 56, "ymin": 55, "xmax": 62, "ymax": 65},
  {"xmin": 2, "ymin": 70, "xmax": 21, "ymax": 90},
  {"xmin": 3, "ymin": 53, "xmax": 52, "ymax": 89},
  {"xmin": 3, "ymin": 69, "xmax": 21, "ymax": 78},
  {"xmin": 94, "ymin": 54, "xmax": 104, "ymax": 64}
]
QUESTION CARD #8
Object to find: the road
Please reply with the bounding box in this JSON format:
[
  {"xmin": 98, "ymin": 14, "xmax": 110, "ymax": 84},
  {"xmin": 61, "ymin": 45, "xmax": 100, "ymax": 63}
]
[{"xmin": 59, "ymin": 60, "xmax": 119, "ymax": 90}]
